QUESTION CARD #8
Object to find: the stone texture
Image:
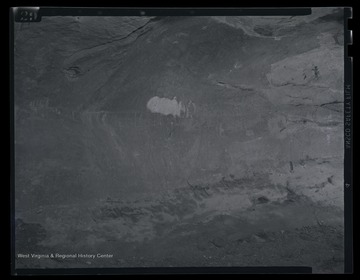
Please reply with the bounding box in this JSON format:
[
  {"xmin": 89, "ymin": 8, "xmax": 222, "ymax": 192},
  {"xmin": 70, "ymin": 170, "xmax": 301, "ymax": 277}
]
[{"xmin": 14, "ymin": 8, "xmax": 345, "ymax": 272}]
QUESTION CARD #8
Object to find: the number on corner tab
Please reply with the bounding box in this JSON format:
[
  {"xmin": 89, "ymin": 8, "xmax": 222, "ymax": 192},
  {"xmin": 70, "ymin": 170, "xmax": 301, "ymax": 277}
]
[{"xmin": 15, "ymin": 9, "xmax": 40, "ymax": 22}]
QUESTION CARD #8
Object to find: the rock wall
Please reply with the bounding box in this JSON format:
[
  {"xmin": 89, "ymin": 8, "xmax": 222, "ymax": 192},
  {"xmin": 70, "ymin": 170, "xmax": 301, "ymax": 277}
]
[
  {"xmin": 14, "ymin": 8, "xmax": 346, "ymax": 272},
  {"xmin": 15, "ymin": 8, "xmax": 344, "ymax": 212}
]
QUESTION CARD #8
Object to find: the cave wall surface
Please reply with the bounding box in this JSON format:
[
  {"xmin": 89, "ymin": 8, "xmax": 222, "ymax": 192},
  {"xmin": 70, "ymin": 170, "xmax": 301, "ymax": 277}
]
[{"xmin": 14, "ymin": 8, "xmax": 345, "ymax": 272}]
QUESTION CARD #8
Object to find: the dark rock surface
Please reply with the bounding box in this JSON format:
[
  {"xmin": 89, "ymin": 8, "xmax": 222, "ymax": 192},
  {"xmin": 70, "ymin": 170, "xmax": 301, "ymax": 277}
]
[{"xmin": 14, "ymin": 8, "xmax": 345, "ymax": 273}]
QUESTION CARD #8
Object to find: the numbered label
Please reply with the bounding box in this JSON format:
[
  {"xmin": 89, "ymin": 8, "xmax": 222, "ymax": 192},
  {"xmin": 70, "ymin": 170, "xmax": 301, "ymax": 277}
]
[{"xmin": 14, "ymin": 8, "xmax": 41, "ymax": 22}]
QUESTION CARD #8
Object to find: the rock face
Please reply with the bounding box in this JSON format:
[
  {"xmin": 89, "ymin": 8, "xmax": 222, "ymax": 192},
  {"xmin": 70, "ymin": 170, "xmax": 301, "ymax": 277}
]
[{"xmin": 14, "ymin": 8, "xmax": 345, "ymax": 272}]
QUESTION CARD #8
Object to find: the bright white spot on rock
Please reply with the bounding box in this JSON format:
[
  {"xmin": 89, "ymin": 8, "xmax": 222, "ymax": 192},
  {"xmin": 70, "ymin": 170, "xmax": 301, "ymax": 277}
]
[{"xmin": 147, "ymin": 96, "xmax": 186, "ymax": 117}]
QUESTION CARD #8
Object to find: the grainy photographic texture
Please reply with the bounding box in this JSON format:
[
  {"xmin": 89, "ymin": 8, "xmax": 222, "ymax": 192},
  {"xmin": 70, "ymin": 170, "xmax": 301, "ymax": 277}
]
[{"xmin": 14, "ymin": 8, "xmax": 345, "ymax": 273}]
